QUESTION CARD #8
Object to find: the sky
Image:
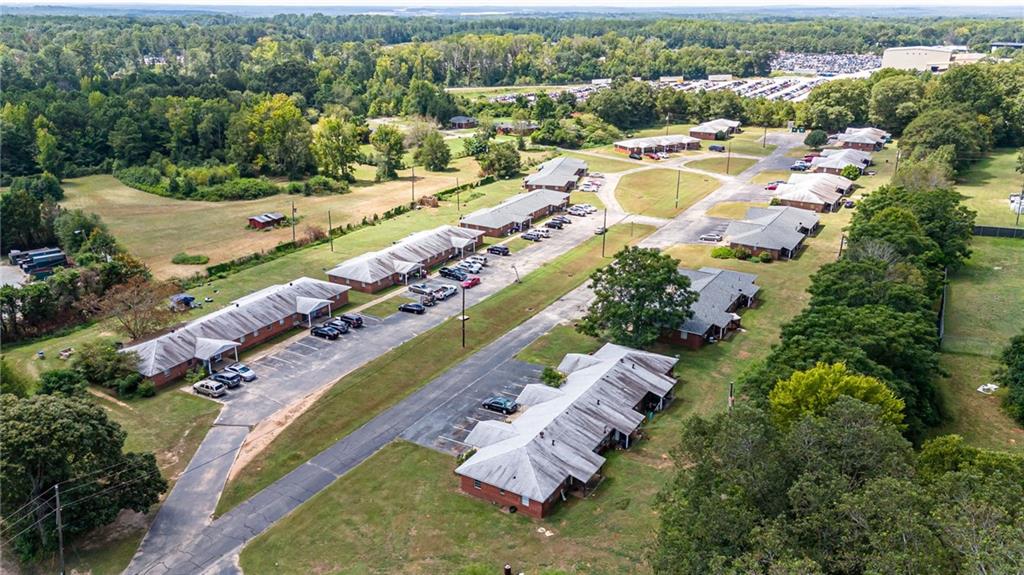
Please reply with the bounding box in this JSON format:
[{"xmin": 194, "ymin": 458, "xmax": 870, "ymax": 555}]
[{"xmin": 1, "ymin": 0, "xmax": 1022, "ymax": 6}]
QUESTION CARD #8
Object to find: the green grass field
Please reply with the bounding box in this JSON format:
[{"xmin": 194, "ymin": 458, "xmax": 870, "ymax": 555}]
[
  {"xmin": 236, "ymin": 206, "xmax": 852, "ymax": 575},
  {"xmin": 955, "ymin": 148, "xmax": 1023, "ymax": 229},
  {"xmin": 749, "ymin": 170, "xmax": 792, "ymax": 185},
  {"xmin": 215, "ymin": 224, "xmax": 655, "ymax": 515},
  {"xmin": 685, "ymin": 156, "xmax": 757, "ymax": 176},
  {"xmin": 3, "ymin": 177, "xmax": 528, "ymax": 379},
  {"xmin": 560, "ymin": 151, "xmax": 640, "ymax": 174},
  {"xmin": 704, "ymin": 201, "xmax": 768, "ymax": 220},
  {"xmin": 615, "ymin": 169, "xmax": 718, "ymax": 218},
  {"xmin": 931, "ymin": 236, "xmax": 1024, "ymax": 452},
  {"xmin": 363, "ymin": 296, "xmax": 417, "ymax": 318}
]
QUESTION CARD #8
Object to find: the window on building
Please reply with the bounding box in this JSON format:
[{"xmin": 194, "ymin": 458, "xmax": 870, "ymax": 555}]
[
  {"xmin": 473, "ymin": 480, "xmax": 481, "ymax": 490},
  {"xmin": 279, "ymin": 319, "xmax": 285, "ymax": 326},
  {"xmin": 240, "ymin": 335, "xmax": 246, "ymax": 343},
  {"xmin": 162, "ymin": 369, "xmax": 170, "ymax": 377},
  {"xmin": 521, "ymin": 495, "xmax": 530, "ymax": 507},
  {"xmin": 253, "ymin": 328, "xmax": 259, "ymax": 336}
]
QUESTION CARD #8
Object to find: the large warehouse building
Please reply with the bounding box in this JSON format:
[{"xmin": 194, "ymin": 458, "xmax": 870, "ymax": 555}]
[{"xmin": 880, "ymin": 46, "xmax": 987, "ymax": 72}]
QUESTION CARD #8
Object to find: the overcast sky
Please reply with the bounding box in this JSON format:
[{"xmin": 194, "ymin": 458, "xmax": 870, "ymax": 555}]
[{"xmin": 2, "ymin": 0, "xmax": 1022, "ymax": 7}]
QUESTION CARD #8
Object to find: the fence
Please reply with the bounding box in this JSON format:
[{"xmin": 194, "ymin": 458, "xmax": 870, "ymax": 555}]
[{"xmin": 973, "ymin": 225, "xmax": 1024, "ymax": 239}]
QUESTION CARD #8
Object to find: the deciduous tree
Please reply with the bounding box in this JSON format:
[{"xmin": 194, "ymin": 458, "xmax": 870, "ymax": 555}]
[{"xmin": 769, "ymin": 362, "xmax": 905, "ymax": 428}]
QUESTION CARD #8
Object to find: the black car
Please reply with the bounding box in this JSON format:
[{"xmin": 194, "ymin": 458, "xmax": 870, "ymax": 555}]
[
  {"xmin": 628, "ymin": 152, "xmax": 643, "ymax": 160},
  {"xmin": 398, "ymin": 302, "xmax": 426, "ymax": 314},
  {"xmin": 482, "ymin": 396, "xmax": 519, "ymax": 415},
  {"xmin": 311, "ymin": 325, "xmax": 340, "ymax": 340},
  {"xmin": 324, "ymin": 318, "xmax": 350, "ymax": 334},
  {"xmin": 210, "ymin": 372, "xmax": 243, "ymax": 389},
  {"xmin": 552, "ymin": 216, "xmax": 571, "ymax": 224},
  {"xmin": 487, "ymin": 245, "xmax": 510, "ymax": 256},
  {"xmin": 544, "ymin": 221, "xmax": 563, "ymax": 230},
  {"xmin": 709, "ymin": 144, "xmax": 726, "ymax": 152},
  {"xmin": 338, "ymin": 313, "xmax": 364, "ymax": 328},
  {"xmin": 439, "ymin": 267, "xmax": 468, "ymax": 281}
]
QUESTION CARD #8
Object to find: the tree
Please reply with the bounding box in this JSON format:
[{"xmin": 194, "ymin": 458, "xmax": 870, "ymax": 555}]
[
  {"xmin": 38, "ymin": 368, "xmax": 88, "ymax": 396},
  {"xmin": 803, "ymin": 129, "xmax": 828, "ymax": 148},
  {"xmin": 34, "ymin": 116, "xmax": 65, "ymax": 179},
  {"xmin": 578, "ymin": 246, "xmax": 698, "ymax": 348},
  {"xmin": 0, "ymin": 358, "xmax": 33, "ymax": 398},
  {"xmin": 869, "ymin": 75, "xmax": 924, "ymax": 135},
  {"xmin": 899, "ymin": 109, "xmax": 991, "ymax": 172},
  {"xmin": 53, "ymin": 209, "xmax": 108, "ymax": 255},
  {"xmin": 995, "ymin": 331, "xmax": 1024, "ymax": 424},
  {"xmin": 311, "ymin": 116, "xmax": 361, "ymax": 182},
  {"xmin": 769, "ymin": 362, "xmax": 906, "ymax": 428},
  {"xmin": 73, "ymin": 340, "xmax": 140, "ymax": 387},
  {"xmin": 840, "ymin": 164, "xmax": 862, "ymax": 180},
  {"xmin": 804, "ymin": 79, "xmax": 869, "ymax": 124},
  {"xmin": 9, "ymin": 173, "xmax": 64, "ymax": 202},
  {"xmin": 0, "ymin": 394, "xmax": 166, "ymax": 558},
  {"xmin": 0, "ymin": 189, "xmax": 45, "ymax": 253},
  {"xmin": 370, "ymin": 124, "xmax": 405, "ymax": 182},
  {"xmin": 0, "ymin": 102, "xmax": 38, "ymax": 176},
  {"xmin": 78, "ymin": 277, "xmax": 176, "ymax": 339},
  {"xmin": 227, "ymin": 94, "xmax": 313, "ymax": 178},
  {"xmin": 532, "ymin": 92, "xmax": 556, "ymax": 121},
  {"xmin": 477, "ymin": 141, "xmax": 521, "ymax": 179},
  {"xmin": 414, "ymin": 129, "xmax": 451, "ymax": 171},
  {"xmin": 541, "ymin": 366, "xmax": 565, "ymax": 388}
]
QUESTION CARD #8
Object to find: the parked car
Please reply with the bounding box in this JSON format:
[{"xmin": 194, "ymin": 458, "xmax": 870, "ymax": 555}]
[
  {"xmin": 764, "ymin": 182, "xmax": 784, "ymax": 191},
  {"xmin": 790, "ymin": 162, "xmax": 809, "ymax": 171},
  {"xmin": 224, "ymin": 362, "xmax": 256, "ymax": 382},
  {"xmin": 699, "ymin": 233, "xmax": 723, "ymax": 242},
  {"xmin": 325, "ymin": 318, "xmax": 351, "ymax": 333},
  {"xmin": 595, "ymin": 227, "xmax": 607, "ymax": 235},
  {"xmin": 457, "ymin": 261, "xmax": 483, "ymax": 274},
  {"xmin": 210, "ymin": 372, "xmax": 242, "ymax": 389},
  {"xmin": 578, "ymin": 204, "xmax": 597, "ymax": 213},
  {"xmin": 465, "ymin": 254, "xmax": 488, "ymax": 266},
  {"xmin": 532, "ymin": 228, "xmax": 550, "ymax": 238},
  {"xmin": 844, "ymin": 199, "xmax": 856, "ymax": 208},
  {"xmin": 409, "ymin": 283, "xmax": 433, "ymax": 295},
  {"xmin": 628, "ymin": 152, "xmax": 643, "ymax": 160},
  {"xmin": 709, "ymin": 144, "xmax": 726, "ymax": 152},
  {"xmin": 645, "ymin": 153, "xmax": 660, "ymax": 160},
  {"xmin": 657, "ymin": 152, "xmax": 670, "ymax": 159},
  {"xmin": 482, "ymin": 396, "xmax": 519, "ymax": 415},
  {"xmin": 420, "ymin": 294, "xmax": 436, "ymax": 307},
  {"xmin": 802, "ymin": 154, "xmax": 820, "ymax": 162},
  {"xmin": 193, "ymin": 380, "xmax": 227, "ymax": 398},
  {"xmin": 338, "ymin": 313, "xmax": 364, "ymax": 328},
  {"xmin": 487, "ymin": 245, "xmax": 510, "ymax": 256},
  {"xmin": 462, "ymin": 276, "xmax": 481, "ymax": 288},
  {"xmin": 311, "ymin": 325, "xmax": 340, "ymax": 340},
  {"xmin": 439, "ymin": 267, "xmax": 468, "ymax": 281},
  {"xmin": 590, "ymin": 172, "xmax": 604, "ymax": 178},
  {"xmin": 567, "ymin": 208, "xmax": 588, "ymax": 217},
  {"xmin": 544, "ymin": 221, "xmax": 563, "ymax": 230},
  {"xmin": 552, "ymin": 215, "xmax": 572, "ymax": 224},
  {"xmin": 398, "ymin": 302, "xmax": 426, "ymax": 314},
  {"xmin": 521, "ymin": 232, "xmax": 542, "ymax": 242},
  {"xmin": 433, "ymin": 285, "xmax": 458, "ymax": 300}
]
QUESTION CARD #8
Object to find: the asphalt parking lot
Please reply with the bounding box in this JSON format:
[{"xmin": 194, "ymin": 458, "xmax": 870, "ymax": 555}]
[{"xmin": 401, "ymin": 359, "xmax": 542, "ymax": 455}]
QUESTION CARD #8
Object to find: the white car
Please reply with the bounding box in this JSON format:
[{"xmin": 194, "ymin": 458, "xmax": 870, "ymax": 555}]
[
  {"xmin": 699, "ymin": 233, "xmax": 723, "ymax": 243},
  {"xmin": 577, "ymin": 204, "xmax": 598, "ymax": 214},
  {"xmin": 532, "ymin": 228, "xmax": 550, "ymax": 238},
  {"xmin": 457, "ymin": 261, "xmax": 483, "ymax": 274},
  {"xmin": 465, "ymin": 255, "xmax": 488, "ymax": 266}
]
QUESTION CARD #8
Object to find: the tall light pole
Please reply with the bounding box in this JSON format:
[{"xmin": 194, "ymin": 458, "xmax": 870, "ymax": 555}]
[
  {"xmin": 674, "ymin": 169, "xmax": 681, "ymax": 209},
  {"xmin": 601, "ymin": 208, "xmax": 608, "ymax": 257},
  {"xmin": 725, "ymin": 142, "xmax": 732, "ymax": 175},
  {"xmin": 460, "ymin": 287, "xmax": 467, "ymax": 348},
  {"xmin": 411, "ymin": 165, "xmax": 416, "ymax": 204},
  {"xmin": 291, "ymin": 200, "xmax": 296, "ymax": 243},
  {"xmin": 456, "ymin": 177, "xmax": 461, "ymax": 213},
  {"xmin": 328, "ymin": 210, "xmax": 334, "ymax": 252},
  {"xmin": 55, "ymin": 484, "xmax": 65, "ymax": 575},
  {"xmin": 762, "ymin": 125, "xmax": 768, "ymax": 148}
]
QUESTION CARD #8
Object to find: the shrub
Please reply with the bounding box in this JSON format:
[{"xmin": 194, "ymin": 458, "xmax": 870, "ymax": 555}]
[
  {"xmin": 10, "ymin": 173, "xmax": 64, "ymax": 202},
  {"xmin": 769, "ymin": 197, "xmax": 782, "ymax": 206},
  {"xmin": 305, "ymin": 175, "xmax": 348, "ymax": 195},
  {"xmin": 734, "ymin": 247, "xmax": 753, "ymax": 260},
  {"xmin": 195, "ymin": 178, "xmax": 280, "ymax": 201},
  {"xmin": 171, "ymin": 252, "xmax": 210, "ymax": 265},
  {"xmin": 542, "ymin": 366, "xmax": 566, "ymax": 388},
  {"xmin": 757, "ymin": 251, "xmax": 774, "ymax": 263},
  {"xmin": 840, "ymin": 164, "xmax": 862, "ymax": 180},
  {"xmin": 803, "ymin": 129, "xmax": 828, "ymax": 148},
  {"xmin": 138, "ymin": 380, "xmax": 157, "ymax": 398},
  {"xmin": 184, "ymin": 367, "xmax": 206, "ymax": 385},
  {"xmin": 286, "ymin": 182, "xmax": 305, "ymax": 195},
  {"xmin": 116, "ymin": 373, "xmax": 142, "ymax": 398},
  {"xmin": 711, "ymin": 246, "xmax": 735, "ymax": 259},
  {"xmin": 116, "ymin": 166, "xmax": 167, "ymax": 195}
]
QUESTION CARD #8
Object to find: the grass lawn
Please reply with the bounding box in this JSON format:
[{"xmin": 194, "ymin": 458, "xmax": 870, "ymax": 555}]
[
  {"xmin": 686, "ymin": 157, "xmax": 757, "ymax": 176},
  {"xmin": 560, "ymin": 151, "xmax": 638, "ymax": 174},
  {"xmin": 516, "ymin": 324, "xmax": 602, "ymax": 367},
  {"xmin": 215, "ymin": 224, "xmax": 655, "ymax": 515},
  {"xmin": 955, "ymin": 148, "xmax": 1023, "ymax": 229},
  {"xmin": 615, "ymin": 169, "xmax": 718, "ymax": 218},
  {"xmin": 3, "ymin": 177, "xmax": 528, "ymax": 379},
  {"xmin": 705, "ymin": 201, "xmax": 768, "ymax": 220},
  {"xmin": 571, "ymin": 190, "xmax": 605, "ymax": 210},
  {"xmin": 363, "ymin": 296, "xmax": 417, "ymax": 318},
  {"xmin": 237, "ymin": 205, "xmax": 851, "ymax": 575},
  {"xmin": 749, "ymin": 170, "xmax": 792, "ymax": 185},
  {"xmin": 931, "ymin": 236, "xmax": 1024, "ymax": 452},
  {"xmin": 59, "ymin": 158, "xmax": 481, "ymax": 279}
]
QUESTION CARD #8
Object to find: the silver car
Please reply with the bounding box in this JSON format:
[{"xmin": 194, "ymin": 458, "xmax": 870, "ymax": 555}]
[
  {"xmin": 193, "ymin": 380, "xmax": 227, "ymax": 398},
  {"xmin": 457, "ymin": 261, "xmax": 483, "ymax": 274}
]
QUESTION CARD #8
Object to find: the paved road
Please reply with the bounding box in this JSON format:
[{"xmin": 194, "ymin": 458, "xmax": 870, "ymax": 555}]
[
  {"xmin": 129, "ymin": 281, "xmax": 596, "ymax": 575},
  {"xmin": 125, "ymin": 211, "xmax": 604, "ymax": 573}
]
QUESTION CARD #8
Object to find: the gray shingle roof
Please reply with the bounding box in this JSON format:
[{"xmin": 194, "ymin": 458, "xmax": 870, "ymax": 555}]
[
  {"xmin": 523, "ymin": 156, "xmax": 587, "ymax": 189},
  {"xmin": 838, "ymin": 127, "xmax": 889, "ymax": 146},
  {"xmin": 460, "ymin": 189, "xmax": 569, "ymax": 230},
  {"xmin": 690, "ymin": 118, "xmax": 741, "ymax": 134},
  {"xmin": 677, "ymin": 267, "xmax": 760, "ymax": 335},
  {"xmin": 725, "ymin": 206, "xmax": 820, "ymax": 252},
  {"xmin": 812, "ymin": 148, "xmax": 871, "ymax": 171},
  {"xmin": 456, "ymin": 344, "xmax": 677, "ymax": 502},
  {"xmin": 122, "ymin": 277, "xmax": 348, "ymax": 377},
  {"xmin": 326, "ymin": 225, "xmax": 483, "ymax": 284},
  {"xmin": 614, "ymin": 134, "xmax": 700, "ymax": 149}
]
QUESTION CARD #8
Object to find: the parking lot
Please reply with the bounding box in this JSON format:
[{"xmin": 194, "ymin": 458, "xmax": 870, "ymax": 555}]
[{"xmin": 401, "ymin": 359, "xmax": 541, "ymax": 455}]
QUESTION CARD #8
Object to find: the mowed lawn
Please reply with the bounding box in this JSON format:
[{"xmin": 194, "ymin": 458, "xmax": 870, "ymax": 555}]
[
  {"xmin": 685, "ymin": 156, "xmax": 757, "ymax": 176},
  {"xmin": 615, "ymin": 168, "xmax": 719, "ymax": 218},
  {"xmin": 955, "ymin": 148, "xmax": 1023, "ymax": 229},
  {"xmin": 3, "ymin": 177, "xmax": 528, "ymax": 378},
  {"xmin": 60, "ymin": 157, "xmax": 481, "ymax": 279},
  {"xmin": 932, "ymin": 236, "xmax": 1024, "ymax": 452},
  {"xmin": 216, "ymin": 224, "xmax": 656, "ymax": 515},
  {"xmin": 560, "ymin": 151, "xmax": 642, "ymax": 174},
  {"xmin": 705, "ymin": 201, "xmax": 768, "ymax": 219},
  {"xmin": 237, "ymin": 206, "xmax": 852, "ymax": 575}
]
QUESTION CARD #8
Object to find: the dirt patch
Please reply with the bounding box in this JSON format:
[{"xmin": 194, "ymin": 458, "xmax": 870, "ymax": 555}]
[
  {"xmin": 87, "ymin": 388, "xmax": 135, "ymax": 411},
  {"xmin": 227, "ymin": 383, "xmax": 335, "ymax": 481}
]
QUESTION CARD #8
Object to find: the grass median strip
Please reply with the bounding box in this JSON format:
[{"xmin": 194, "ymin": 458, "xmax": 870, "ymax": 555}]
[{"xmin": 215, "ymin": 223, "xmax": 656, "ymax": 514}]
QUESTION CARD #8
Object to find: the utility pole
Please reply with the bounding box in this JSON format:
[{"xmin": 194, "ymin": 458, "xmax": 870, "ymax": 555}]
[
  {"xmin": 411, "ymin": 165, "xmax": 416, "ymax": 204},
  {"xmin": 328, "ymin": 210, "xmax": 334, "ymax": 252},
  {"xmin": 601, "ymin": 208, "xmax": 608, "ymax": 257},
  {"xmin": 456, "ymin": 177, "xmax": 461, "ymax": 213},
  {"xmin": 893, "ymin": 148, "xmax": 901, "ymax": 174},
  {"xmin": 728, "ymin": 382, "xmax": 734, "ymax": 413},
  {"xmin": 55, "ymin": 484, "xmax": 65, "ymax": 575},
  {"xmin": 461, "ymin": 287, "xmax": 467, "ymax": 348},
  {"xmin": 291, "ymin": 201, "xmax": 296, "ymax": 243},
  {"xmin": 762, "ymin": 125, "xmax": 768, "ymax": 148},
  {"xmin": 665, "ymin": 114, "xmax": 670, "ymax": 136},
  {"xmin": 725, "ymin": 143, "xmax": 732, "ymax": 175},
  {"xmin": 674, "ymin": 169, "xmax": 681, "ymax": 209}
]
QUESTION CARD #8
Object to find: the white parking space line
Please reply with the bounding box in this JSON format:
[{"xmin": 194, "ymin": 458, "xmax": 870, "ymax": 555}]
[
  {"xmin": 292, "ymin": 341, "xmax": 321, "ymax": 352},
  {"xmin": 439, "ymin": 435, "xmax": 470, "ymax": 447},
  {"xmin": 498, "ymin": 391, "xmax": 518, "ymax": 398}
]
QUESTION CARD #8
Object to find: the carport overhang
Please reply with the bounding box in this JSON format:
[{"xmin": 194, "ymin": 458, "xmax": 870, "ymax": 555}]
[
  {"xmin": 296, "ymin": 296, "xmax": 334, "ymax": 327},
  {"xmin": 193, "ymin": 337, "xmax": 240, "ymax": 373}
]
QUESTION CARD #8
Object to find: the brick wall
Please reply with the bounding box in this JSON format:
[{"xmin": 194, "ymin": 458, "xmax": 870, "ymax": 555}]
[{"xmin": 458, "ymin": 475, "xmax": 565, "ymax": 519}]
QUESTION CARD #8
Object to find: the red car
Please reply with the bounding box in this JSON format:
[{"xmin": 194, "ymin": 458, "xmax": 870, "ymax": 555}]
[
  {"xmin": 461, "ymin": 276, "xmax": 481, "ymax": 288},
  {"xmin": 802, "ymin": 154, "xmax": 820, "ymax": 162},
  {"xmin": 764, "ymin": 180, "xmax": 786, "ymax": 191},
  {"xmin": 645, "ymin": 153, "xmax": 660, "ymax": 160}
]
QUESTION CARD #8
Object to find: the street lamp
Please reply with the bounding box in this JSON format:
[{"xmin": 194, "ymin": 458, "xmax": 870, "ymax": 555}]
[{"xmin": 459, "ymin": 287, "xmax": 468, "ymax": 348}]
